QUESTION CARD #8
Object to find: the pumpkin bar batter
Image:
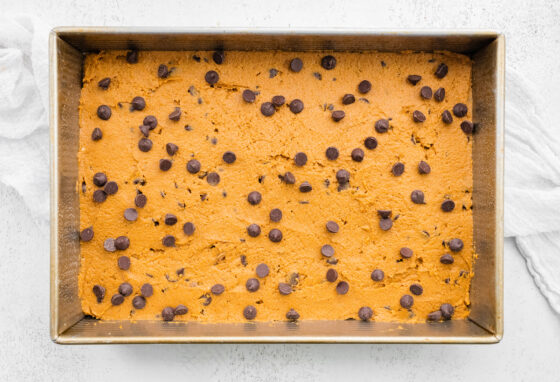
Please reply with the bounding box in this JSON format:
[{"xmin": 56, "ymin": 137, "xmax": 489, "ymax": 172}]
[{"xmin": 78, "ymin": 49, "xmax": 475, "ymax": 323}]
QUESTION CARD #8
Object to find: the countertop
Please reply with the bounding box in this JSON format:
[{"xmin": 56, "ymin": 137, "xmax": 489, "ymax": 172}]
[{"xmin": 1, "ymin": 0, "xmax": 559, "ymax": 380}]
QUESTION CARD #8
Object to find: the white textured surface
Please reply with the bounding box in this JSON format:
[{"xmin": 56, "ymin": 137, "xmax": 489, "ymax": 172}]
[{"xmin": 2, "ymin": 0, "xmax": 560, "ymax": 380}]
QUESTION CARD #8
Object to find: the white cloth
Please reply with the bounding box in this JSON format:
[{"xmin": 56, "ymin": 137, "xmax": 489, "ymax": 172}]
[{"xmin": 1, "ymin": 16, "xmax": 558, "ymax": 315}]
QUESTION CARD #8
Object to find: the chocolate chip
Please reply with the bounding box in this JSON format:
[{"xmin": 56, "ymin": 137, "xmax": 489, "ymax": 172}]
[
  {"xmin": 243, "ymin": 305, "xmax": 257, "ymax": 320},
  {"xmin": 299, "ymin": 181, "xmax": 312, "ymax": 192},
  {"xmin": 93, "ymin": 172, "xmax": 107, "ymax": 187},
  {"xmin": 342, "ymin": 94, "xmax": 355, "ymax": 105},
  {"xmin": 165, "ymin": 143, "xmax": 178, "ymax": 156},
  {"xmin": 260, "ymin": 102, "xmax": 275, "ymax": 116},
  {"xmin": 286, "ymin": 309, "xmax": 300, "ymax": 321},
  {"xmin": 411, "ymin": 190, "xmax": 425, "ymax": 204},
  {"xmin": 364, "ymin": 137, "xmax": 378, "ymax": 150},
  {"xmin": 326, "ymin": 268, "xmax": 338, "ymax": 282},
  {"xmin": 135, "ymin": 194, "xmax": 147, "ymax": 208},
  {"xmin": 126, "ymin": 50, "xmax": 138, "ymax": 64},
  {"xmin": 157, "ymin": 64, "xmax": 170, "ymax": 78},
  {"xmin": 183, "ymin": 222, "xmax": 195, "ymax": 236},
  {"xmin": 288, "ymin": 99, "xmax": 304, "ymax": 114},
  {"xmin": 124, "ymin": 208, "xmax": 138, "ymax": 221},
  {"xmin": 92, "ymin": 189, "xmax": 107, "ymax": 203},
  {"xmin": 400, "ymin": 247, "xmax": 413, "ymax": 259},
  {"xmin": 375, "ymin": 119, "xmax": 389, "ymax": 133},
  {"xmin": 358, "ymin": 80, "xmax": 372, "ymax": 94},
  {"xmin": 92, "ymin": 285, "xmax": 105, "ymax": 303},
  {"xmin": 440, "ymin": 253, "xmax": 454, "ymax": 264},
  {"xmin": 97, "ymin": 105, "xmax": 111, "ymax": 120},
  {"xmin": 143, "ymin": 115, "xmax": 158, "ymax": 129},
  {"xmin": 162, "ymin": 235, "xmax": 175, "ymax": 247},
  {"xmin": 321, "ymin": 55, "xmax": 336, "ymax": 70},
  {"xmin": 256, "ymin": 263, "xmax": 269, "ymax": 278},
  {"xmin": 247, "ymin": 191, "xmax": 262, "ymax": 205},
  {"xmin": 434, "ymin": 87, "xmax": 445, "ymax": 102},
  {"xmin": 269, "ymin": 68, "xmax": 278, "ymax": 78},
  {"xmin": 294, "ymin": 152, "xmax": 308, "ymax": 166},
  {"xmin": 326, "ymin": 146, "xmax": 339, "ymax": 160},
  {"xmin": 220, "ymin": 151, "xmax": 237, "ymax": 164},
  {"xmin": 213, "ymin": 51, "xmax": 225, "ymax": 65},
  {"xmin": 118, "ymin": 282, "xmax": 133, "ymax": 297},
  {"xmin": 358, "ymin": 306, "xmax": 373, "ymax": 321},
  {"xmin": 332, "ymin": 110, "xmax": 345, "ymax": 122},
  {"xmin": 187, "ymin": 159, "xmax": 201, "ymax": 174},
  {"xmin": 269, "ymin": 208, "xmax": 282, "ymax": 222},
  {"xmin": 413, "ymin": 110, "xmax": 426, "ymax": 123},
  {"xmin": 163, "ymin": 213, "xmax": 177, "ymax": 226},
  {"xmin": 246, "ymin": 278, "xmax": 260, "ymax": 292},
  {"xmin": 139, "ymin": 124, "xmax": 150, "ymax": 137},
  {"xmin": 371, "ymin": 269, "xmax": 384, "ymax": 281},
  {"xmin": 379, "ymin": 218, "xmax": 393, "ymax": 231},
  {"xmin": 290, "ymin": 58, "xmax": 303, "ymax": 72},
  {"xmin": 114, "ymin": 236, "xmax": 130, "ymax": 250},
  {"xmin": 168, "ymin": 107, "xmax": 181, "ymax": 121},
  {"xmin": 435, "ymin": 63, "xmax": 448, "ymax": 79},
  {"xmin": 427, "ymin": 310, "xmax": 443, "ymax": 321},
  {"xmin": 440, "ymin": 303, "xmax": 454, "ymax": 320},
  {"xmin": 407, "ymin": 75, "xmax": 421, "ymax": 85},
  {"xmin": 442, "ymin": 110, "xmax": 453, "ymax": 124},
  {"xmin": 420, "ymin": 86, "xmax": 432, "ymax": 99},
  {"xmin": 278, "ymin": 282, "xmax": 292, "ymax": 295},
  {"xmin": 461, "ymin": 120, "xmax": 474, "ymax": 134},
  {"xmin": 211, "ymin": 284, "xmax": 225, "ymax": 295},
  {"xmin": 336, "ymin": 169, "xmax": 350, "ymax": 184},
  {"xmin": 139, "ymin": 283, "xmax": 153, "ymax": 298},
  {"xmin": 131, "ymin": 96, "xmax": 146, "ymax": 111},
  {"xmin": 336, "ymin": 281, "xmax": 349, "ymax": 295},
  {"xmin": 269, "ymin": 229, "xmax": 283, "ymax": 243},
  {"xmin": 111, "ymin": 293, "xmax": 124, "ymax": 306},
  {"xmin": 449, "ymin": 238, "xmax": 464, "ymax": 252},
  {"xmin": 242, "ymin": 89, "xmax": 256, "ymax": 103},
  {"xmin": 281, "ymin": 172, "xmax": 296, "ymax": 184},
  {"xmin": 206, "ymin": 172, "xmax": 220, "ymax": 186},
  {"xmin": 410, "ymin": 283, "xmax": 423, "ymax": 296},
  {"xmin": 138, "ymin": 138, "xmax": 153, "ymax": 152},
  {"xmin": 117, "ymin": 255, "xmax": 130, "ymax": 270},
  {"xmin": 91, "ymin": 127, "xmax": 102, "ymax": 141},
  {"xmin": 400, "ymin": 294, "xmax": 414, "ymax": 309},
  {"xmin": 247, "ymin": 224, "xmax": 261, "ymax": 237},
  {"xmin": 321, "ymin": 244, "xmax": 335, "ymax": 258},
  {"xmin": 159, "ymin": 159, "xmax": 172, "ymax": 171},
  {"xmin": 453, "ymin": 103, "xmax": 468, "ymax": 117},
  {"xmin": 132, "ymin": 296, "xmax": 146, "ymax": 309},
  {"xmin": 351, "ymin": 148, "xmax": 364, "ymax": 162},
  {"xmin": 418, "ymin": 161, "xmax": 431, "ymax": 174},
  {"xmin": 98, "ymin": 77, "xmax": 111, "ymax": 89},
  {"xmin": 326, "ymin": 221, "xmax": 339, "ymax": 233},
  {"xmin": 392, "ymin": 162, "xmax": 405, "ymax": 176},
  {"xmin": 80, "ymin": 227, "xmax": 94, "ymax": 242},
  {"xmin": 441, "ymin": 199, "xmax": 455, "ymax": 212},
  {"xmin": 377, "ymin": 210, "xmax": 392, "ymax": 219},
  {"xmin": 272, "ymin": 95, "xmax": 285, "ymax": 107},
  {"xmin": 205, "ymin": 70, "xmax": 219, "ymax": 85},
  {"xmin": 103, "ymin": 238, "xmax": 116, "ymax": 252},
  {"xmin": 162, "ymin": 307, "xmax": 175, "ymax": 321}
]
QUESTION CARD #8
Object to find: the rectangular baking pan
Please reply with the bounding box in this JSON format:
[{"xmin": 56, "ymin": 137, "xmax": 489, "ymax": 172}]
[{"xmin": 50, "ymin": 28, "xmax": 504, "ymax": 344}]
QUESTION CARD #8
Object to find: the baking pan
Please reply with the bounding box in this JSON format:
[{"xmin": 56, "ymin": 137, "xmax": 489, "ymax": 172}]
[{"xmin": 50, "ymin": 28, "xmax": 504, "ymax": 344}]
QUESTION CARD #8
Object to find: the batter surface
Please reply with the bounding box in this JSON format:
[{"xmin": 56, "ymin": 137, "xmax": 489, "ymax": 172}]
[{"xmin": 78, "ymin": 50, "xmax": 474, "ymax": 323}]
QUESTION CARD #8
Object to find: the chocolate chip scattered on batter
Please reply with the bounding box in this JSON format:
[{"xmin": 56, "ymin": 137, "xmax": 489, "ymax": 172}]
[
  {"xmin": 103, "ymin": 238, "xmax": 116, "ymax": 252},
  {"xmin": 441, "ymin": 199, "xmax": 455, "ymax": 212},
  {"xmin": 243, "ymin": 305, "xmax": 257, "ymax": 320},
  {"xmin": 326, "ymin": 268, "xmax": 338, "ymax": 282},
  {"xmin": 93, "ymin": 172, "xmax": 107, "ymax": 187},
  {"xmin": 434, "ymin": 87, "xmax": 445, "ymax": 102},
  {"xmin": 206, "ymin": 172, "xmax": 220, "ymax": 186},
  {"xmin": 336, "ymin": 169, "xmax": 350, "ymax": 185},
  {"xmin": 269, "ymin": 208, "xmax": 282, "ymax": 222},
  {"xmin": 242, "ymin": 89, "xmax": 256, "ymax": 103},
  {"xmin": 420, "ymin": 86, "xmax": 433, "ymax": 99},
  {"xmin": 92, "ymin": 285, "xmax": 105, "ymax": 303},
  {"xmin": 299, "ymin": 181, "xmax": 312, "ymax": 193},
  {"xmin": 290, "ymin": 58, "xmax": 303, "ymax": 72},
  {"xmin": 132, "ymin": 296, "xmax": 146, "ymax": 309},
  {"xmin": 118, "ymin": 282, "xmax": 133, "ymax": 297},
  {"xmin": 138, "ymin": 138, "xmax": 153, "ymax": 152},
  {"xmin": 256, "ymin": 263, "xmax": 269, "ymax": 278},
  {"xmin": 326, "ymin": 146, "xmax": 339, "ymax": 160},
  {"xmin": 342, "ymin": 94, "xmax": 355, "ymax": 105},
  {"xmin": 126, "ymin": 50, "xmax": 138, "ymax": 64},
  {"xmin": 205, "ymin": 70, "xmax": 219, "ymax": 85},
  {"xmin": 409, "ymin": 283, "xmax": 423, "ymax": 296},
  {"xmin": 375, "ymin": 119, "xmax": 389, "ymax": 133},
  {"xmin": 321, "ymin": 55, "xmax": 336, "ymax": 70},
  {"xmin": 440, "ymin": 303, "xmax": 454, "ymax": 320},
  {"xmin": 272, "ymin": 95, "xmax": 285, "ymax": 107},
  {"xmin": 213, "ymin": 51, "xmax": 225, "ymax": 65},
  {"xmin": 157, "ymin": 64, "xmax": 170, "ymax": 78},
  {"xmin": 400, "ymin": 294, "xmax": 414, "ymax": 309},
  {"xmin": 392, "ymin": 162, "xmax": 405, "ymax": 176},
  {"xmin": 364, "ymin": 137, "xmax": 378, "ymax": 150},
  {"xmin": 93, "ymin": 189, "xmax": 107, "ymax": 203},
  {"xmin": 168, "ymin": 107, "xmax": 181, "ymax": 121},
  {"xmin": 115, "ymin": 235, "xmax": 130, "ymax": 250},
  {"xmin": 278, "ymin": 282, "xmax": 293, "ymax": 295},
  {"xmin": 407, "ymin": 75, "xmax": 421, "ymax": 85},
  {"xmin": 435, "ymin": 63, "xmax": 448, "ymax": 78},
  {"xmin": 321, "ymin": 244, "xmax": 335, "ymax": 258},
  {"xmin": 164, "ymin": 213, "xmax": 177, "ymax": 226},
  {"xmin": 159, "ymin": 159, "xmax": 172, "ymax": 171},
  {"xmin": 371, "ymin": 269, "xmax": 385, "ymax": 281},
  {"xmin": 91, "ymin": 127, "xmax": 102, "ymax": 141},
  {"xmin": 187, "ymin": 159, "xmax": 201, "ymax": 174},
  {"xmin": 162, "ymin": 235, "xmax": 175, "ymax": 247},
  {"xmin": 139, "ymin": 124, "xmax": 150, "ymax": 137},
  {"xmin": 440, "ymin": 253, "xmax": 454, "ymax": 264},
  {"xmin": 294, "ymin": 152, "xmax": 308, "ymax": 166},
  {"xmin": 449, "ymin": 238, "xmax": 464, "ymax": 252},
  {"xmin": 427, "ymin": 310, "xmax": 443, "ymax": 321},
  {"xmin": 332, "ymin": 110, "xmax": 345, "ymax": 122},
  {"xmin": 246, "ymin": 278, "xmax": 260, "ymax": 292},
  {"xmin": 461, "ymin": 120, "xmax": 474, "ymax": 134},
  {"xmin": 358, "ymin": 306, "xmax": 373, "ymax": 321},
  {"xmin": 80, "ymin": 227, "xmax": 94, "ymax": 242},
  {"xmin": 124, "ymin": 208, "xmax": 138, "ymax": 221},
  {"xmin": 442, "ymin": 110, "xmax": 453, "ymax": 124},
  {"xmin": 336, "ymin": 281, "xmax": 349, "ymax": 295},
  {"xmin": 183, "ymin": 222, "xmax": 195, "ymax": 236},
  {"xmin": 97, "ymin": 105, "xmax": 111, "ymax": 120},
  {"xmin": 453, "ymin": 103, "xmax": 468, "ymax": 117},
  {"xmin": 165, "ymin": 143, "xmax": 179, "ymax": 156},
  {"xmin": 117, "ymin": 255, "xmax": 130, "ymax": 270},
  {"xmin": 260, "ymin": 102, "xmax": 275, "ymax": 116},
  {"xmin": 211, "ymin": 284, "xmax": 225, "ymax": 295},
  {"xmin": 98, "ymin": 77, "xmax": 111, "ymax": 89},
  {"xmin": 269, "ymin": 228, "xmax": 283, "ymax": 242},
  {"xmin": 351, "ymin": 148, "xmax": 364, "ymax": 162},
  {"xmin": 418, "ymin": 161, "xmax": 431, "ymax": 174},
  {"xmin": 111, "ymin": 293, "xmax": 124, "ymax": 306},
  {"xmin": 131, "ymin": 96, "xmax": 146, "ymax": 111},
  {"xmin": 326, "ymin": 220, "xmax": 339, "ymax": 233},
  {"xmin": 135, "ymin": 194, "xmax": 147, "ymax": 208},
  {"xmin": 286, "ymin": 309, "xmax": 300, "ymax": 321},
  {"xmin": 379, "ymin": 218, "xmax": 393, "ymax": 231},
  {"xmin": 358, "ymin": 80, "xmax": 372, "ymax": 94},
  {"xmin": 162, "ymin": 306, "xmax": 175, "ymax": 321},
  {"xmin": 247, "ymin": 191, "xmax": 262, "ymax": 205},
  {"xmin": 247, "ymin": 224, "xmax": 261, "ymax": 237},
  {"xmin": 410, "ymin": 190, "xmax": 425, "ymax": 204},
  {"xmin": 412, "ymin": 110, "xmax": 426, "ymax": 123},
  {"xmin": 400, "ymin": 247, "xmax": 413, "ymax": 259},
  {"xmin": 289, "ymin": 99, "xmax": 304, "ymax": 114},
  {"xmin": 143, "ymin": 115, "xmax": 157, "ymax": 129}
]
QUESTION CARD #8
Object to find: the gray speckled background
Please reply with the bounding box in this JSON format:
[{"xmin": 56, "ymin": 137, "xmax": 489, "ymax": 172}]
[{"xmin": 2, "ymin": 0, "xmax": 559, "ymax": 380}]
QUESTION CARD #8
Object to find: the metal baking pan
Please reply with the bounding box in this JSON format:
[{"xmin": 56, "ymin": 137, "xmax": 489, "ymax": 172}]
[{"xmin": 50, "ymin": 28, "xmax": 504, "ymax": 344}]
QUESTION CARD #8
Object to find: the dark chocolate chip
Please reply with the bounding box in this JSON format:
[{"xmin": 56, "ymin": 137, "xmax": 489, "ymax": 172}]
[
  {"xmin": 299, "ymin": 181, "xmax": 312, "ymax": 192},
  {"xmin": 364, "ymin": 137, "xmax": 378, "ymax": 150},
  {"xmin": 131, "ymin": 96, "xmax": 146, "ymax": 111},
  {"xmin": 449, "ymin": 238, "xmax": 464, "ymax": 252},
  {"xmin": 336, "ymin": 169, "xmax": 350, "ymax": 184},
  {"xmin": 143, "ymin": 115, "xmax": 158, "ymax": 129},
  {"xmin": 138, "ymin": 138, "xmax": 153, "ymax": 152},
  {"xmin": 441, "ymin": 199, "xmax": 455, "ymax": 212},
  {"xmin": 411, "ymin": 190, "xmax": 425, "ymax": 204},
  {"xmin": 442, "ymin": 110, "xmax": 453, "ymax": 124},
  {"xmin": 461, "ymin": 120, "xmax": 474, "ymax": 134},
  {"xmin": 440, "ymin": 303, "xmax": 454, "ymax": 320},
  {"xmin": 141, "ymin": 283, "xmax": 153, "ymax": 297},
  {"xmin": 126, "ymin": 50, "xmax": 138, "ymax": 64},
  {"xmin": 132, "ymin": 296, "xmax": 146, "ymax": 309},
  {"xmin": 115, "ymin": 236, "xmax": 130, "ymax": 250},
  {"xmin": 326, "ymin": 221, "xmax": 339, "ymax": 233},
  {"xmin": 289, "ymin": 99, "xmax": 304, "ymax": 114},
  {"xmin": 377, "ymin": 210, "xmax": 392, "ymax": 219},
  {"xmin": 247, "ymin": 191, "xmax": 262, "ymax": 205},
  {"xmin": 117, "ymin": 255, "xmax": 130, "ymax": 270},
  {"xmin": 166, "ymin": 143, "xmax": 179, "ymax": 156},
  {"xmin": 434, "ymin": 87, "xmax": 445, "ymax": 102},
  {"xmin": 420, "ymin": 86, "xmax": 433, "ymax": 99},
  {"xmin": 321, "ymin": 55, "xmax": 336, "ymax": 70},
  {"xmin": 91, "ymin": 127, "xmax": 102, "ymax": 141},
  {"xmin": 358, "ymin": 80, "xmax": 372, "ymax": 94},
  {"xmin": 427, "ymin": 310, "xmax": 443, "ymax": 321},
  {"xmin": 135, "ymin": 194, "xmax": 147, "ymax": 208},
  {"xmin": 269, "ymin": 68, "xmax": 279, "ymax": 78},
  {"xmin": 294, "ymin": 152, "xmax": 307, "ymax": 166},
  {"xmin": 104, "ymin": 181, "xmax": 118, "ymax": 195},
  {"xmin": 118, "ymin": 282, "xmax": 133, "ymax": 297},
  {"xmin": 247, "ymin": 224, "xmax": 261, "ymax": 237},
  {"xmin": 243, "ymin": 305, "xmax": 257, "ymax": 320},
  {"xmin": 222, "ymin": 151, "xmax": 236, "ymax": 164},
  {"xmin": 246, "ymin": 278, "xmax": 260, "ymax": 292},
  {"xmin": 205, "ymin": 70, "xmax": 219, "ymax": 85},
  {"xmin": 342, "ymin": 94, "xmax": 355, "ymax": 105},
  {"xmin": 358, "ymin": 306, "xmax": 373, "ymax": 321},
  {"xmin": 392, "ymin": 162, "xmax": 405, "ymax": 176},
  {"xmin": 440, "ymin": 253, "xmax": 454, "ymax": 264},
  {"xmin": 211, "ymin": 284, "xmax": 225, "ymax": 295},
  {"xmin": 80, "ymin": 226, "xmax": 94, "ymax": 242},
  {"xmin": 92, "ymin": 285, "xmax": 105, "ymax": 303},
  {"xmin": 400, "ymin": 294, "xmax": 414, "ymax": 309},
  {"xmin": 326, "ymin": 146, "xmax": 339, "ymax": 160},
  {"xmin": 139, "ymin": 124, "xmax": 150, "ymax": 137},
  {"xmin": 164, "ymin": 213, "xmax": 177, "ymax": 226},
  {"xmin": 206, "ymin": 172, "xmax": 220, "ymax": 186},
  {"xmin": 278, "ymin": 282, "xmax": 293, "ymax": 295},
  {"xmin": 286, "ymin": 309, "xmax": 300, "ymax": 321},
  {"xmin": 336, "ymin": 281, "xmax": 349, "ymax": 295},
  {"xmin": 168, "ymin": 107, "xmax": 181, "ymax": 121},
  {"xmin": 213, "ymin": 51, "xmax": 225, "ymax": 65},
  {"xmin": 256, "ymin": 263, "xmax": 270, "ymax": 278},
  {"xmin": 98, "ymin": 77, "xmax": 111, "ymax": 89},
  {"xmin": 242, "ymin": 89, "xmax": 256, "ymax": 103},
  {"xmin": 111, "ymin": 293, "xmax": 124, "ymax": 306},
  {"xmin": 97, "ymin": 105, "xmax": 111, "ymax": 120},
  {"xmin": 162, "ymin": 235, "xmax": 175, "ymax": 247},
  {"xmin": 93, "ymin": 172, "xmax": 107, "ymax": 187},
  {"xmin": 413, "ymin": 110, "xmax": 426, "ymax": 122},
  {"xmin": 272, "ymin": 95, "xmax": 285, "ymax": 107},
  {"xmin": 159, "ymin": 159, "xmax": 172, "ymax": 171},
  {"xmin": 260, "ymin": 102, "xmax": 275, "ymax": 116},
  {"xmin": 418, "ymin": 161, "xmax": 431, "ymax": 174},
  {"xmin": 410, "ymin": 283, "xmax": 423, "ymax": 296},
  {"xmin": 103, "ymin": 238, "xmax": 116, "ymax": 252},
  {"xmin": 400, "ymin": 247, "xmax": 413, "ymax": 259},
  {"xmin": 351, "ymin": 148, "xmax": 364, "ymax": 162},
  {"xmin": 289, "ymin": 58, "xmax": 303, "ymax": 72},
  {"xmin": 183, "ymin": 222, "xmax": 195, "ymax": 236},
  {"xmin": 332, "ymin": 110, "xmax": 345, "ymax": 122},
  {"xmin": 453, "ymin": 103, "xmax": 468, "ymax": 118},
  {"xmin": 326, "ymin": 268, "xmax": 338, "ymax": 282},
  {"xmin": 281, "ymin": 172, "xmax": 296, "ymax": 184},
  {"xmin": 93, "ymin": 189, "xmax": 107, "ymax": 203},
  {"xmin": 375, "ymin": 119, "xmax": 389, "ymax": 133},
  {"xmin": 124, "ymin": 208, "xmax": 138, "ymax": 221},
  {"xmin": 435, "ymin": 63, "xmax": 448, "ymax": 78},
  {"xmin": 270, "ymin": 208, "xmax": 282, "ymax": 222},
  {"xmin": 162, "ymin": 306, "xmax": 175, "ymax": 321},
  {"xmin": 158, "ymin": 64, "xmax": 169, "ymax": 78},
  {"xmin": 187, "ymin": 159, "xmax": 201, "ymax": 174},
  {"xmin": 269, "ymin": 228, "xmax": 283, "ymax": 243},
  {"xmin": 321, "ymin": 244, "xmax": 335, "ymax": 258},
  {"xmin": 379, "ymin": 218, "xmax": 393, "ymax": 231},
  {"xmin": 371, "ymin": 269, "xmax": 385, "ymax": 281},
  {"xmin": 407, "ymin": 75, "xmax": 422, "ymax": 85}
]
